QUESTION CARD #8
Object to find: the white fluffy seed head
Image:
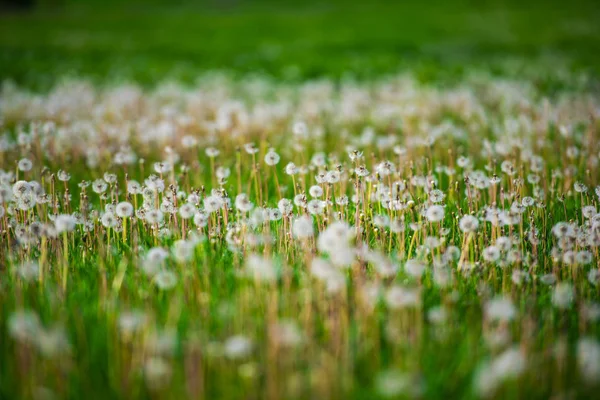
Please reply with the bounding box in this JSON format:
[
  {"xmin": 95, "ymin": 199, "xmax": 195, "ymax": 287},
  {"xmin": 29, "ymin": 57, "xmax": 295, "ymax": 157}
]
[
  {"xmin": 426, "ymin": 205, "xmax": 445, "ymax": 222},
  {"xmin": 292, "ymin": 215, "xmax": 314, "ymax": 239},
  {"xmin": 264, "ymin": 150, "xmax": 280, "ymax": 166},
  {"xmin": 459, "ymin": 215, "xmax": 479, "ymax": 233},
  {"xmin": 116, "ymin": 201, "xmax": 134, "ymax": 218},
  {"xmin": 54, "ymin": 214, "xmax": 77, "ymax": 233}
]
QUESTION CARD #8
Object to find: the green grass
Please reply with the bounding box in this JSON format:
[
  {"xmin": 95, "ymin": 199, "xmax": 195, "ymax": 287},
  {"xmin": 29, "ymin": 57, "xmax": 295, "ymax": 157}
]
[
  {"xmin": 1, "ymin": 69, "xmax": 599, "ymax": 399},
  {"xmin": 1, "ymin": 0, "xmax": 600, "ymax": 89},
  {"xmin": 1, "ymin": 1, "xmax": 600, "ymax": 399}
]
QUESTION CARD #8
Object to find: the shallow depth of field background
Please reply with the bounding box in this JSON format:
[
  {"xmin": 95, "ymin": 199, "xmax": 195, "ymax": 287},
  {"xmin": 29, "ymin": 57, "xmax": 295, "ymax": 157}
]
[
  {"xmin": 1, "ymin": 0, "xmax": 599, "ymax": 89},
  {"xmin": 1, "ymin": 1, "xmax": 600, "ymax": 400}
]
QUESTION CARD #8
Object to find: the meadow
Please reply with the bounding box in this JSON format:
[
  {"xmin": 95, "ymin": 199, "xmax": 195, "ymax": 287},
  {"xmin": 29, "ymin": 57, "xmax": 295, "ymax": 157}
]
[{"xmin": 1, "ymin": 1, "xmax": 600, "ymax": 399}]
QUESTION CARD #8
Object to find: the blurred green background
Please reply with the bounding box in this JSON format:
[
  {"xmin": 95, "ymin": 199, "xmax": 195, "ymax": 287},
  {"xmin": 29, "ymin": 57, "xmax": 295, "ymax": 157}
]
[{"xmin": 1, "ymin": 0, "xmax": 599, "ymax": 89}]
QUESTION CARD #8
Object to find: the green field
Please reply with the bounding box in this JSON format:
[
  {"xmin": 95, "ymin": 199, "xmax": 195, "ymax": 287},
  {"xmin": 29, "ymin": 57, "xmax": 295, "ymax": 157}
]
[
  {"xmin": 1, "ymin": 0, "xmax": 600, "ymax": 88},
  {"xmin": 1, "ymin": 1, "xmax": 600, "ymax": 399}
]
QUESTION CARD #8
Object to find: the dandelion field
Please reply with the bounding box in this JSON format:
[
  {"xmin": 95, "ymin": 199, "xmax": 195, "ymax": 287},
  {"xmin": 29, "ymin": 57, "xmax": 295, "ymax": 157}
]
[{"xmin": 1, "ymin": 1, "xmax": 600, "ymax": 400}]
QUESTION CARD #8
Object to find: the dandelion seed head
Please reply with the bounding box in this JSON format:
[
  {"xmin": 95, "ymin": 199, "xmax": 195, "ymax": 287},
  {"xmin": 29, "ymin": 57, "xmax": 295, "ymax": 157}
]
[
  {"xmin": 224, "ymin": 335, "xmax": 253, "ymax": 360},
  {"xmin": 552, "ymin": 282, "xmax": 574, "ymax": 309},
  {"xmin": 277, "ymin": 198, "xmax": 293, "ymax": 215},
  {"xmin": 116, "ymin": 201, "xmax": 134, "ymax": 218},
  {"xmin": 425, "ymin": 205, "xmax": 445, "ymax": 222},
  {"xmin": 8, "ymin": 310, "xmax": 41, "ymax": 343},
  {"xmin": 264, "ymin": 149, "xmax": 280, "ymax": 166},
  {"xmin": 385, "ymin": 286, "xmax": 420, "ymax": 309},
  {"xmin": 309, "ymin": 185, "xmax": 323, "ymax": 198},
  {"xmin": 17, "ymin": 158, "xmax": 33, "ymax": 172},
  {"xmin": 485, "ymin": 296, "xmax": 516, "ymax": 322},
  {"xmin": 144, "ymin": 357, "xmax": 172, "ymax": 390},
  {"xmin": 153, "ymin": 270, "xmax": 177, "ymax": 290},
  {"xmin": 55, "ymin": 214, "xmax": 77, "ymax": 233},
  {"xmin": 179, "ymin": 203, "xmax": 196, "ymax": 219},
  {"xmin": 459, "ymin": 215, "xmax": 479, "ymax": 233},
  {"xmin": 12, "ymin": 180, "xmax": 32, "ymax": 198},
  {"xmin": 404, "ymin": 259, "xmax": 426, "ymax": 278},
  {"xmin": 577, "ymin": 338, "xmax": 600, "ymax": 384}
]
